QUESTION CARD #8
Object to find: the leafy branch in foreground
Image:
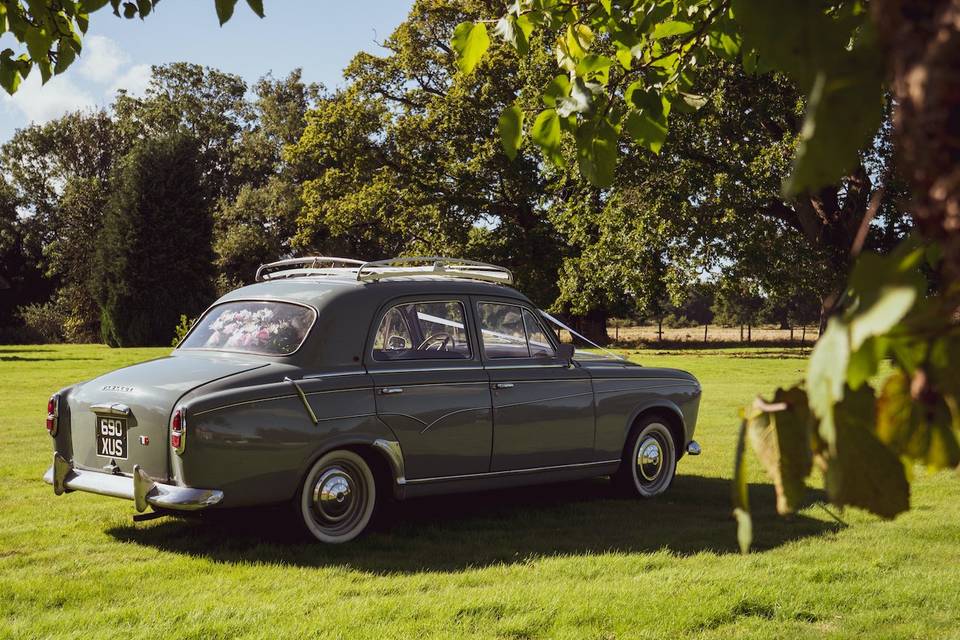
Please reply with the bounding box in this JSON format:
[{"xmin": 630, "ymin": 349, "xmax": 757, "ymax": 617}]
[
  {"xmin": 452, "ymin": 0, "xmax": 882, "ymax": 195},
  {"xmin": 459, "ymin": 0, "xmax": 960, "ymax": 551},
  {"xmin": 0, "ymin": 0, "xmax": 264, "ymax": 94}
]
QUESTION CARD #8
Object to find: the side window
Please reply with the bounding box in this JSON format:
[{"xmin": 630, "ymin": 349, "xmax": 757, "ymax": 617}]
[
  {"xmin": 372, "ymin": 301, "xmax": 471, "ymax": 361},
  {"xmin": 523, "ymin": 309, "xmax": 557, "ymax": 358},
  {"xmin": 478, "ymin": 303, "xmax": 530, "ymax": 358}
]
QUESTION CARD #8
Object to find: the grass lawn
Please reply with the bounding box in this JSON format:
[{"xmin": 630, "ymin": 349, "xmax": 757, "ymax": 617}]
[{"xmin": 1, "ymin": 344, "xmax": 958, "ymax": 639}]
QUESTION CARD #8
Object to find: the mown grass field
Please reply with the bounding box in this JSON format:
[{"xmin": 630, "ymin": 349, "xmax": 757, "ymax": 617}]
[{"xmin": 1, "ymin": 344, "xmax": 958, "ymax": 639}]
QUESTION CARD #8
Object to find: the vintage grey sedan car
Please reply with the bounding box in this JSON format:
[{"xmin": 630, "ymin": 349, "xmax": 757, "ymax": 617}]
[{"xmin": 44, "ymin": 257, "xmax": 702, "ymax": 542}]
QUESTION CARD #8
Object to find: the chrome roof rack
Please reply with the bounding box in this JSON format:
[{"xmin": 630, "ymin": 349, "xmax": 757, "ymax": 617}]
[
  {"xmin": 255, "ymin": 256, "xmax": 367, "ymax": 282},
  {"xmin": 355, "ymin": 257, "xmax": 513, "ymax": 285}
]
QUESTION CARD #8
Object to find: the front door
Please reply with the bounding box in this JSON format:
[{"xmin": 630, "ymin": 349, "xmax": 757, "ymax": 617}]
[
  {"xmin": 476, "ymin": 300, "xmax": 596, "ymax": 471},
  {"xmin": 367, "ymin": 297, "xmax": 492, "ymax": 480}
]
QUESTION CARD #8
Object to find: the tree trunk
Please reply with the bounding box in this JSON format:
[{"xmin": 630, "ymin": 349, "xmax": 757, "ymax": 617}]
[
  {"xmin": 657, "ymin": 318, "xmax": 663, "ymax": 342},
  {"xmin": 873, "ymin": 1, "xmax": 960, "ymax": 278},
  {"xmin": 740, "ymin": 324, "xmax": 744, "ymax": 342},
  {"xmin": 748, "ymin": 323, "xmax": 752, "ymax": 343},
  {"xmin": 802, "ymin": 326, "xmax": 807, "ymax": 345},
  {"xmin": 570, "ymin": 308, "xmax": 610, "ymax": 346},
  {"xmin": 790, "ymin": 326, "xmax": 794, "ymax": 343},
  {"xmin": 704, "ymin": 324, "xmax": 708, "ymax": 344}
]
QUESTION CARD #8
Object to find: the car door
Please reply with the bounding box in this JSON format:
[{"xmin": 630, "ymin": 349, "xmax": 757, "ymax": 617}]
[
  {"xmin": 476, "ymin": 299, "xmax": 596, "ymax": 471},
  {"xmin": 367, "ymin": 296, "xmax": 493, "ymax": 480}
]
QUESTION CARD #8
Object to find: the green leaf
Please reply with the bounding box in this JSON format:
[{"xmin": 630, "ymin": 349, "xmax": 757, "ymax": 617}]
[
  {"xmin": 575, "ymin": 54, "xmax": 613, "ymax": 85},
  {"xmin": 846, "ymin": 335, "xmax": 887, "ymax": 390},
  {"xmin": 877, "ymin": 371, "xmax": 960, "ymax": 470},
  {"xmin": 54, "ymin": 39, "xmax": 76, "ymax": 74},
  {"xmin": 623, "ymin": 90, "xmax": 670, "ymax": 154},
  {"xmin": 123, "ymin": 2, "xmax": 137, "ymax": 19},
  {"xmin": 498, "ymin": 104, "xmax": 524, "ymax": 161},
  {"xmin": 136, "ymin": 0, "xmax": 151, "ymax": 18},
  {"xmin": 575, "ymin": 118, "xmax": 617, "ymax": 187},
  {"xmin": 746, "ymin": 387, "xmax": 815, "ymax": 515},
  {"xmin": 495, "ymin": 15, "xmax": 531, "ymax": 55},
  {"xmin": 531, "ymin": 109, "xmax": 563, "ymax": 166},
  {"xmin": 542, "ymin": 74, "xmax": 570, "ymax": 108},
  {"xmin": 0, "ymin": 55, "xmax": 25, "ymax": 95},
  {"xmin": 826, "ymin": 385, "xmax": 910, "ymax": 519},
  {"xmin": 245, "ymin": 0, "xmax": 265, "ymax": 18},
  {"xmin": 215, "ymin": 0, "xmax": 237, "ymax": 25},
  {"xmin": 451, "ymin": 22, "xmax": 490, "ymax": 74},
  {"xmin": 651, "ymin": 20, "xmax": 694, "ymax": 39}
]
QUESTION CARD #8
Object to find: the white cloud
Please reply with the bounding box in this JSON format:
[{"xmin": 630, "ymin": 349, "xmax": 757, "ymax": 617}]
[
  {"xmin": 106, "ymin": 64, "xmax": 153, "ymax": 99},
  {"xmin": 2, "ymin": 72, "xmax": 96, "ymax": 125},
  {"xmin": 76, "ymin": 35, "xmax": 131, "ymax": 84}
]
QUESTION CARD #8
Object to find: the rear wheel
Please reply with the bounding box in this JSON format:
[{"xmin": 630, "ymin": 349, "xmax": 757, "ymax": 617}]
[
  {"xmin": 299, "ymin": 450, "xmax": 376, "ymax": 543},
  {"xmin": 614, "ymin": 417, "xmax": 677, "ymax": 497}
]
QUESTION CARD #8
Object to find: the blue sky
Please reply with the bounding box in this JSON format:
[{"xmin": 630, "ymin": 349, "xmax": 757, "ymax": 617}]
[{"xmin": 0, "ymin": 0, "xmax": 414, "ymax": 141}]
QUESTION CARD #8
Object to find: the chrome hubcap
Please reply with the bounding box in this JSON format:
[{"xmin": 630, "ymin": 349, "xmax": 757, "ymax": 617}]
[
  {"xmin": 637, "ymin": 436, "xmax": 664, "ymax": 482},
  {"xmin": 312, "ymin": 467, "xmax": 356, "ymax": 524}
]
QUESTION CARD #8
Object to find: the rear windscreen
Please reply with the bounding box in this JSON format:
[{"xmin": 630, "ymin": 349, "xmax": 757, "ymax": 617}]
[{"xmin": 179, "ymin": 301, "xmax": 315, "ymax": 355}]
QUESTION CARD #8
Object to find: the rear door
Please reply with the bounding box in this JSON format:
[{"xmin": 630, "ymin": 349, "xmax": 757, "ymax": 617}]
[
  {"xmin": 476, "ymin": 299, "xmax": 596, "ymax": 471},
  {"xmin": 367, "ymin": 296, "xmax": 493, "ymax": 480}
]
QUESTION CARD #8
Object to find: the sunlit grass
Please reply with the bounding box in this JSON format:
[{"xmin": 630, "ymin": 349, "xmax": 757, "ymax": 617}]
[{"xmin": 1, "ymin": 344, "xmax": 957, "ymax": 639}]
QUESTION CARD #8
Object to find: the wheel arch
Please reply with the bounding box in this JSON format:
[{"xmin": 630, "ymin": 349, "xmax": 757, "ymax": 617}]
[{"xmin": 623, "ymin": 402, "xmax": 686, "ymax": 461}]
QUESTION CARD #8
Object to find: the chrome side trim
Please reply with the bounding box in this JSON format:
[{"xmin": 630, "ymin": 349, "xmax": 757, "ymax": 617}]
[
  {"xmin": 285, "ymin": 377, "xmax": 319, "ymax": 425},
  {"xmin": 369, "ymin": 366, "xmax": 486, "ymax": 374},
  {"xmin": 372, "ymin": 439, "xmax": 407, "ymax": 498},
  {"xmin": 44, "ymin": 457, "xmax": 223, "ymax": 511},
  {"xmin": 89, "ymin": 402, "xmax": 131, "ymax": 416},
  {"xmin": 405, "ymin": 459, "xmax": 620, "ymax": 485}
]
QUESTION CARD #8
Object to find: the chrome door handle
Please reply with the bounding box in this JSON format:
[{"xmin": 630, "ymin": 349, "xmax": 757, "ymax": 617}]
[
  {"xmin": 380, "ymin": 387, "xmax": 404, "ymax": 395},
  {"xmin": 493, "ymin": 383, "xmax": 514, "ymax": 389}
]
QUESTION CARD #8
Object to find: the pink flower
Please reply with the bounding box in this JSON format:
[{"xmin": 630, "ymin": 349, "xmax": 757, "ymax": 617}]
[{"xmin": 257, "ymin": 328, "xmax": 270, "ymax": 341}]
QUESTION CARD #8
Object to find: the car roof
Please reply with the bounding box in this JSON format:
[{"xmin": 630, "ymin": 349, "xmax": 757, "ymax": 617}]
[
  {"xmin": 211, "ymin": 276, "xmax": 534, "ymax": 369},
  {"xmin": 218, "ymin": 276, "xmax": 531, "ymax": 309}
]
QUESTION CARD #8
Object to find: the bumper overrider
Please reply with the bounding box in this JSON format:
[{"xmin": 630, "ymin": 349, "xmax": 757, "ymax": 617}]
[{"xmin": 43, "ymin": 452, "xmax": 223, "ymax": 512}]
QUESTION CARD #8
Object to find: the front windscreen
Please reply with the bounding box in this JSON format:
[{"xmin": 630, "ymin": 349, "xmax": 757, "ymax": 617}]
[{"xmin": 179, "ymin": 301, "xmax": 315, "ymax": 355}]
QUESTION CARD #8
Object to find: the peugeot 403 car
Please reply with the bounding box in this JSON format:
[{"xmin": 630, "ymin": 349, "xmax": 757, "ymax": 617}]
[{"xmin": 44, "ymin": 256, "xmax": 702, "ymax": 543}]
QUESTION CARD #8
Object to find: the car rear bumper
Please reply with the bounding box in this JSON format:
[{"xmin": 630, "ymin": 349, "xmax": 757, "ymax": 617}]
[{"xmin": 43, "ymin": 452, "xmax": 223, "ymax": 512}]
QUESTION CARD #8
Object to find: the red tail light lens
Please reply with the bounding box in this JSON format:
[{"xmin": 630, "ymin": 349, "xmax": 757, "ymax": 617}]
[
  {"xmin": 170, "ymin": 406, "xmax": 186, "ymax": 453},
  {"xmin": 46, "ymin": 394, "xmax": 59, "ymax": 436}
]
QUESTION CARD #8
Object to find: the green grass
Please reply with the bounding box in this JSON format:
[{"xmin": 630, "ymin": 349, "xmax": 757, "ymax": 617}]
[{"xmin": 1, "ymin": 344, "xmax": 958, "ymax": 639}]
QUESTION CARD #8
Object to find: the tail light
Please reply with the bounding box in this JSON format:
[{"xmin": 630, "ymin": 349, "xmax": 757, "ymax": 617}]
[
  {"xmin": 170, "ymin": 406, "xmax": 186, "ymax": 453},
  {"xmin": 46, "ymin": 394, "xmax": 60, "ymax": 436}
]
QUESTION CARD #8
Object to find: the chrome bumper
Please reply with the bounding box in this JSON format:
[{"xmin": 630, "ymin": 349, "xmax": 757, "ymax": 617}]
[{"xmin": 43, "ymin": 452, "xmax": 223, "ymax": 512}]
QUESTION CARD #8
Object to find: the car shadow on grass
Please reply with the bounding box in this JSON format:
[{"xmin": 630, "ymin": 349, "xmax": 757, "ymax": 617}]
[{"xmin": 106, "ymin": 474, "xmax": 839, "ymax": 573}]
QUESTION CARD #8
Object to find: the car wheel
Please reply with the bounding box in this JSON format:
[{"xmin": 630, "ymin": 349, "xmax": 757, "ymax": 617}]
[
  {"xmin": 299, "ymin": 449, "xmax": 376, "ymax": 543},
  {"xmin": 615, "ymin": 418, "xmax": 677, "ymax": 498}
]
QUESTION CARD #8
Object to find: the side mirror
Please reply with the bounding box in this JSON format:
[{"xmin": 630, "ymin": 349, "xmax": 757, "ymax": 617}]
[{"xmin": 556, "ymin": 343, "xmax": 575, "ymax": 363}]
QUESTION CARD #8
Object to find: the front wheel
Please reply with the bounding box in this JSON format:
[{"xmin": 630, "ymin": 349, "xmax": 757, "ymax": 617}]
[
  {"xmin": 614, "ymin": 418, "xmax": 677, "ymax": 497},
  {"xmin": 298, "ymin": 449, "xmax": 376, "ymax": 543}
]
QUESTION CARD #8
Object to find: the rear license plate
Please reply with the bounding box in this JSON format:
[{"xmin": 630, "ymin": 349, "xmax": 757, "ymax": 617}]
[{"xmin": 96, "ymin": 416, "xmax": 127, "ymax": 460}]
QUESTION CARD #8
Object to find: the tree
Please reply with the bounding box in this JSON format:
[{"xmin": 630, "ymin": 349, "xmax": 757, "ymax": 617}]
[
  {"xmin": 113, "ymin": 63, "xmax": 252, "ymax": 201},
  {"xmin": 95, "ymin": 133, "xmax": 213, "ymax": 346},
  {"xmin": 286, "ymin": 0, "xmax": 564, "ymax": 306},
  {"xmin": 0, "ymin": 1, "xmax": 263, "ymax": 95}
]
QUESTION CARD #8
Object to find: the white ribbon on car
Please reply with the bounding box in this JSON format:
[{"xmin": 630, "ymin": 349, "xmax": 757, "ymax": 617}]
[{"xmin": 537, "ymin": 309, "xmax": 628, "ymax": 361}]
